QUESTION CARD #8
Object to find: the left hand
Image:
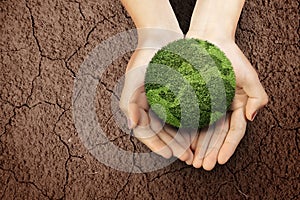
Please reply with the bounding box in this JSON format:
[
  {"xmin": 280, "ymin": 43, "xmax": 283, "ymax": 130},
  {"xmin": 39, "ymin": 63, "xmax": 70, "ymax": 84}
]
[{"xmin": 119, "ymin": 30, "xmax": 194, "ymax": 164}]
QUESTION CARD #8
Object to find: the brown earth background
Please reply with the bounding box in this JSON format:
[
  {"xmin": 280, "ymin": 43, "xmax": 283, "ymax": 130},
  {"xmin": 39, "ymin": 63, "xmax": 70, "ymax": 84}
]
[{"xmin": 0, "ymin": 0, "xmax": 299, "ymax": 199}]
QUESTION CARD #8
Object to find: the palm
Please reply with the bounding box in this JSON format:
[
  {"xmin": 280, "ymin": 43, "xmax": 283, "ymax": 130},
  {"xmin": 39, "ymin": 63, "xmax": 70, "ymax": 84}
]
[
  {"xmin": 231, "ymin": 87, "xmax": 248, "ymax": 111},
  {"xmin": 190, "ymin": 40, "xmax": 268, "ymax": 170},
  {"xmin": 120, "ymin": 48, "xmax": 194, "ymax": 164}
]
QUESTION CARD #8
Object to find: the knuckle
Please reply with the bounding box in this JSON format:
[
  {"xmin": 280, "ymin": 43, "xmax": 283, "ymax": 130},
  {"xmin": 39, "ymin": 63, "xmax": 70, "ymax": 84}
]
[
  {"xmin": 160, "ymin": 151, "xmax": 172, "ymax": 159},
  {"xmin": 261, "ymin": 93, "xmax": 269, "ymax": 106},
  {"xmin": 151, "ymin": 136, "xmax": 163, "ymax": 145},
  {"xmin": 153, "ymin": 147, "xmax": 167, "ymax": 157},
  {"xmin": 229, "ymin": 126, "xmax": 245, "ymax": 136},
  {"xmin": 179, "ymin": 152, "xmax": 189, "ymax": 161}
]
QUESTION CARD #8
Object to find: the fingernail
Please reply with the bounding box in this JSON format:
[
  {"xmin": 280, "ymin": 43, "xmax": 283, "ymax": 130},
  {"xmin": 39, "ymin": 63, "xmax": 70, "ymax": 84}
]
[
  {"xmin": 186, "ymin": 159, "xmax": 192, "ymax": 165},
  {"xmin": 186, "ymin": 158, "xmax": 192, "ymax": 165},
  {"xmin": 251, "ymin": 111, "xmax": 258, "ymax": 121},
  {"xmin": 127, "ymin": 118, "xmax": 132, "ymax": 129}
]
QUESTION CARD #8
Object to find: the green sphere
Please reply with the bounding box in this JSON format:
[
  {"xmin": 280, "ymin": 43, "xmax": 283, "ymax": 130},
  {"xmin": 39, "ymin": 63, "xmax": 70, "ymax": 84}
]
[{"xmin": 145, "ymin": 38, "xmax": 236, "ymax": 129}]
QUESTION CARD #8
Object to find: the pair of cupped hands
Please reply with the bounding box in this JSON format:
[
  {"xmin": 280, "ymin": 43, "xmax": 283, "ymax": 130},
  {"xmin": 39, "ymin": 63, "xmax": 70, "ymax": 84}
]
[{"xmin": 119, "ymin": 6, "xmax": 268, "ymax": 171}]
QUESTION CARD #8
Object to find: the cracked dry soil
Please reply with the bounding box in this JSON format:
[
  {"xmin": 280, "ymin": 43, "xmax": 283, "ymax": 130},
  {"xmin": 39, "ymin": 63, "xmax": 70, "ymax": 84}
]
[{"xmin": 0, "ymin": 0, "xmax": 299, "ymax": 199}]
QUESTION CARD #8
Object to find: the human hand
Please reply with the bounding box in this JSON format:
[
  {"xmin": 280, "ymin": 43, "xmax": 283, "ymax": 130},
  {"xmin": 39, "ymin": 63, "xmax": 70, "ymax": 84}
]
[
  {"xmin": 119, "ymin": 0, "xmax": 197, "ymax": 163},
  {"xmin": 181, "ymin": 0, "xmax": 268, "ymax": 170},
  {"xmin": 185, "ymin": 33, "xmax": 269, "ymax": 170},
  {"xmin": 119, "ymin": 30, "xmax": 195, "ymax": 164}
]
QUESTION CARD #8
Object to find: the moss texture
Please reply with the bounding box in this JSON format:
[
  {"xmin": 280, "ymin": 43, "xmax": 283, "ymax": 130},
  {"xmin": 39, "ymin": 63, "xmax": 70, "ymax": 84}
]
[{"xmin": 145, "ymin": 38, "xmax": 236, "ymax": 128}]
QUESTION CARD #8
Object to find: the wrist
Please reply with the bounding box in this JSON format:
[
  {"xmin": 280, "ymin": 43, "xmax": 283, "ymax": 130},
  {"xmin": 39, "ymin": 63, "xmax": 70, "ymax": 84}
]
[
  {"xmin": 185, "ymin": 28, "xmax": 235, "ymax": 45},
  {"xmin": 187, "ymin": 19, "xmax": 237, "ymax": 43},
  {"xmin": 137, "ymin": 27, "xmax": 183, "ymax": 49},
  {"xmin": 187, "ymin": 0, "xmax": 245, "ymax": 42},
  {"xmin": 122, "ymin": 0, "xmax": 183, "ymax": 48},
  {"xmin": 126, "ymin": 28, "xmax": 183, "ymax": 72}
]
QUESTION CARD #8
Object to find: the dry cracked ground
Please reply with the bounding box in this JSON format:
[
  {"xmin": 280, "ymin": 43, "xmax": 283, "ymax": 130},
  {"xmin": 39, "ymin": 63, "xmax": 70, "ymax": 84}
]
[{"xmin": 0, "ymin": 0, "xmax": 299, "ymax": 199}]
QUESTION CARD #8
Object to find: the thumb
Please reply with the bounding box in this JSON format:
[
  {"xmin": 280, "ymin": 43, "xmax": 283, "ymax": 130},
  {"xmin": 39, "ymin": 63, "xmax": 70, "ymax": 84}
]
[
  {"xmin": 127, "ymin": 102, "xmax": 140, "ymax": 129},
  {"xmin": 120, "ymin": 87, "xmax": 141, "ymax": 129},
  {"xmin": 120, "ymin": 67, "xmax": 146, "ymax": 129},
  {"xmin": 243, "ymin": 75, "xmax": 269, "ymax": 121}
]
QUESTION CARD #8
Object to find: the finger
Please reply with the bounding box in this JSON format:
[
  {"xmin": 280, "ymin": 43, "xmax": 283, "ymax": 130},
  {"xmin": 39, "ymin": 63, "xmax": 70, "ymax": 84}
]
[
  {"xmin": 167, "ymin": 131, "xmax": 194, "ymax": 165},
  {"xmin": 133, "ymin": 108, "xmax": 156, "ymax": 139},
  {"xmin": 136, "ymin": 91, "xmax": 149, "ymax": 110},
  {"xmin": 157, "ymin": 129, "xmax": 193, "ymax": 164},
  {"xmin": 148, "ymin": 111, "xmax": 193, "ymax": 163},
  {"xmin": 180, "ymin": 128, "xmax": 192, "ymax": 149},
  {"xmin": 218, "ymin": 108, "xmax": 247, "ymax": 165},
  {"xmin": 120, "ymin": 90, "xmax": 143, "ymax": 129},
  {"xmin": 133, "ymin": 108, "xmax": 152, "ymax": 138},
  {"xmin": 192, "ymin": 126, "xmax": 214, "ymax": 168},
  {"xmin": 130, "ymin": 86, "xmax": 148, "ymax": 109},
  {"xmin": 243, "ymin": 75, "xmax": 268, "ymax": 121},
  {"xmin": 178, "ymin": 128, "xmax": 193, "ymax": 147},
  {"xmin": 164, "ymin": 125, "xmax": 190, "ymax": 149},
  {"xmin": 163, "ymin": 126, "xmax": 194, "ymax": 165},
  {"xmin": 202, "ymin": 114, "xmax": 230, "ymax": 171},
  {"xmin": 134, "ymin": 109, "xmax": 172, "ymax": 158},
  {"xmin": 128, "ymin": 87, "xmax": 147, "ymax": 128},
  {"xmin": 164, "ymin": 128, "xmax": 198, "ymax": 165},
  {"xmin": 120, "ymin": 68, "xmax": 144, "ymax": 113},
  {"xmin": 149, "ymin": 110, "xmax": 164, "ymax": 133},
  {"xmin": 134, "ymin": 129, "xmax": 173, "ymax": 159},
  {"xmin": 128, "ymin": 102, "xmax": 140, "ymax": 129},
  {"xmin": 190, "ymin": 128, "xmax": 199, "ymax": 151},
  {"xmin": 120, "ymin": 67, "xmax": 146, "ymax": 128}
]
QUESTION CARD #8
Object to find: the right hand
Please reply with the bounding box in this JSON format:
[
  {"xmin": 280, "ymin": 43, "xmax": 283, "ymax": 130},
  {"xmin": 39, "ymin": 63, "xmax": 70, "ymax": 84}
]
[{"xmin": 185, "ymin": 32, "xmax": 269, "ymax": 170}]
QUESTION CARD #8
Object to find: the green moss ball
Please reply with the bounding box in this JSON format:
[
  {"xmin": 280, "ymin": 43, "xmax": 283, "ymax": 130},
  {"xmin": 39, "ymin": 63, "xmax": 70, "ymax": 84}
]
[{"xmin": 145, "ymin": 38, "xmax": 236, "ymax": 129}]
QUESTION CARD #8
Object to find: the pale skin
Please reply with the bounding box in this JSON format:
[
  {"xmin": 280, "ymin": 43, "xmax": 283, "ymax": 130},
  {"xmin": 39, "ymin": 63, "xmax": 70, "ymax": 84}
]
[{"xmin": 119, "ymin": 0, "xmax": 268, "ymax": 170}]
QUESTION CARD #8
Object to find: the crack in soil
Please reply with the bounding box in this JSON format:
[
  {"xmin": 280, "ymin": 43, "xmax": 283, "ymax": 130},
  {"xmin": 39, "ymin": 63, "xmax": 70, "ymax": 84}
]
[
  {"xmin": 0, "ymin": 99, "xmax": 59, "ymax": 138},
  {"xmin": 25, "ymin": 57, "xmax": 42, "ymax": 105},
  {"xmin": 225, "ymin": 165, "xmax": 249, "ymax": 199},
  {"xmin": 84, "ymin": 14, "xmax": 117, "ymax": 47},
  {"xmin": 25, "ymin": 1, "xmax": 116, "ymax": 79},
  {"xmin": 265, "ymin": 106, "xmax": 299, "ymax": 130},
  {"xmin": 0, "ymin": 167, "xmax": 51, "ymax": 200},
  {"xmin": 52, "ymin": 107, "xmax": 86, "ymax": 200},
  {"xmin": 211, "ymin": 181, "xmax": 229, "ymax": 198},
  {"xmin": 100, "ymin": 81, "xmax": 120, "ymax": 101},
  {"xmin": 113, "ymin": 172, "xmax": 132, "ymax": 200},
  {"xmin": 86, "ymin": 134, "xmax": 129, "ymax": 151},
  {"xmin": 0, "ymin": 170, "xmax": 9, "ymax": 200},
  {"xmin": 25, "ymin": 1, "xmax": 42, "ymax": 56},
  {"xmin": 148, "ymin": 165, "xmax": 191, "ymax": 183},
  {"xmin": 74, "ymin": 1, "xmax": 86, "ymax": 21},
  {"xmin": 0, "ymin": 108, "xmax": 17, "ymax": 139}
]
